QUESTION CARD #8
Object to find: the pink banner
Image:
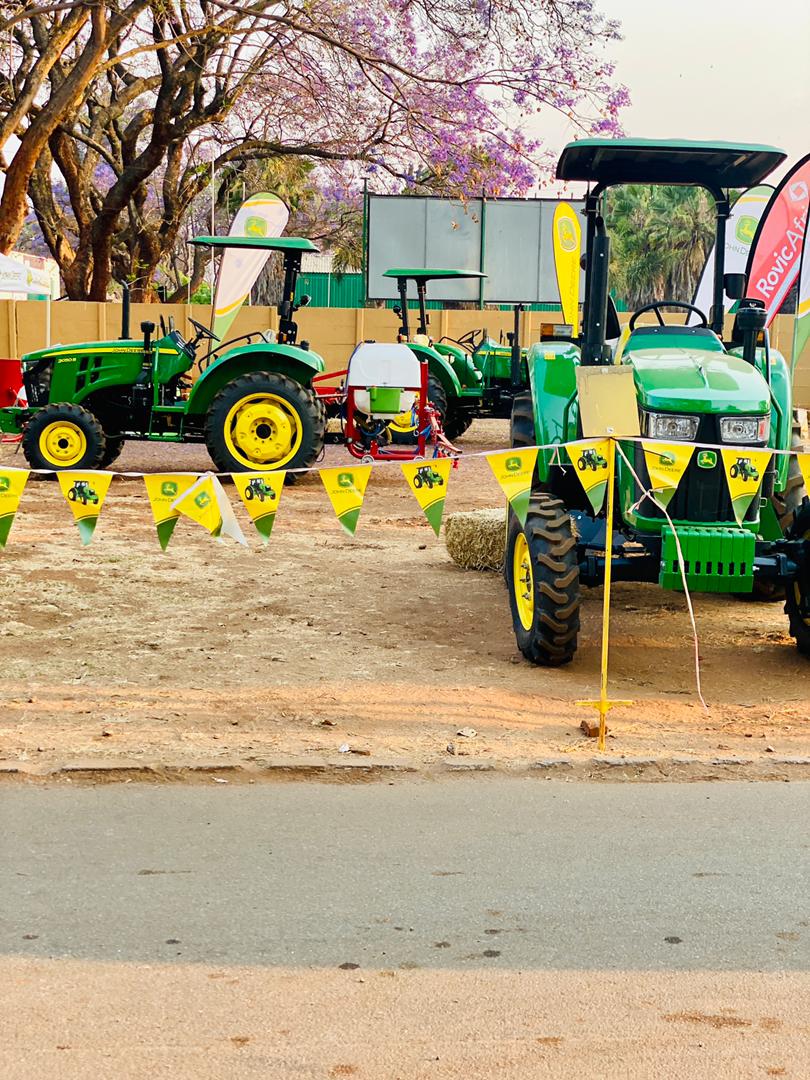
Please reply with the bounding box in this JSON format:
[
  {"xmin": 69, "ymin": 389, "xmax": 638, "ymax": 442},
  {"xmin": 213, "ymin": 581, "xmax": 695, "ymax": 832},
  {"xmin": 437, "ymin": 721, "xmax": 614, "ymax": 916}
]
[{"xmin": 746, "ymin": 153, "xmax": 810, "ymax": 326}]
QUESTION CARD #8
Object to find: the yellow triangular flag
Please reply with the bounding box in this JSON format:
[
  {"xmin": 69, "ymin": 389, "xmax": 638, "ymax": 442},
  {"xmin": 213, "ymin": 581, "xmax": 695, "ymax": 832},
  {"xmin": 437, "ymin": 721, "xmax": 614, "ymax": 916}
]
[
  {"xmin": 0, "ymin": 467, "xmax": 28, "ymax": 548},
  {"xmin": 143, "ymin": 474, "xmax": 197, "ymax": 550},
  {"xmin": 171, "ymin": 473, "xmax": 247, "ymax": 545},
  {"xmin": 319, "ymin": 465, "xmax": 372, "ymax": 536},
  {"xmin": 58, "ymin": 471, "xmax": 113, "ymax": 545},
  {"xmin": 720, "ymin": 448, "xmax": 772, "ymax": 524},
  {"xmin": 797, "ymin": 452, "xmax": 810, "ymax": 494},
  {"xmin": 232, "ymin": 472, "xmax": 285, "ymax": 543},
  {"xmin": 401, "ymin": 458, "xmax": 452, "ymax": 536},
  {"xmin": 565, "ymin": 439, "xmax": 612, "ymax": 514},
  {"xmin": 642, "ymin": 441, "xmax": 694, "ymax": 508},
  {"xmin": 486, "ymin": 448, "xmax": 538, "ymax": 525}
]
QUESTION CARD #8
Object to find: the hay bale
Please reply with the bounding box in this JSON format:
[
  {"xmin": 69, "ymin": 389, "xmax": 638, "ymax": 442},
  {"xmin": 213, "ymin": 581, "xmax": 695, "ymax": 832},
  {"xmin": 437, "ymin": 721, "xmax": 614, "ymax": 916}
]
[{"xmin": 445, "ymin": 508, "xmax": 506, "ymax": 571}]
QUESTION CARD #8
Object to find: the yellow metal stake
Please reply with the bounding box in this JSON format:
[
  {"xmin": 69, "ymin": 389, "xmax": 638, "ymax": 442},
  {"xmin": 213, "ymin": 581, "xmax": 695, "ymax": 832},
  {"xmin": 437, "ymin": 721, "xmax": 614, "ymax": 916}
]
[{"xmin": 577, "ymin": 437, "xmax": 632, "ymax": 749}]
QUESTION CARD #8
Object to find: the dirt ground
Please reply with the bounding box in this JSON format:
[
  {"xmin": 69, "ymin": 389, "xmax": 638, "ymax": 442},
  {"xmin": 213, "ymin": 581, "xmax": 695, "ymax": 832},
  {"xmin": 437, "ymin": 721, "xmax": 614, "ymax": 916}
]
[{"xmin": 1, "ymin": 420, "xmax": 809, "ymax": 775}]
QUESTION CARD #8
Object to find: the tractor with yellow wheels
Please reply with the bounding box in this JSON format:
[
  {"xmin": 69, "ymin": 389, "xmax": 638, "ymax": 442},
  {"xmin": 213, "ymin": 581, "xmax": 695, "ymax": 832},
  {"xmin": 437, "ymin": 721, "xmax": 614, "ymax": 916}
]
[{"xmin": 0, "ymin": 236, "xmax": 326, "ymax": 475}]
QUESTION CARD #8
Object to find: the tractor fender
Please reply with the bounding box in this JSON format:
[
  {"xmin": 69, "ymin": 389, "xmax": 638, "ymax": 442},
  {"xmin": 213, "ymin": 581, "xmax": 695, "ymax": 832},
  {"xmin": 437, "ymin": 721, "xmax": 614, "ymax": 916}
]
[
  {"xmin": 526, "ymin": 341, "xmax": 581, "ymax": 482},
  {"xmin": 406, "ymin": 343, "xmax": 463, "ymax": 401},
  {"xmin": 186, "ymin": 343, "xmax": 325, "ymax": 417},
  {"xmin": 433, "ymin": 342, "xmax": 483, "ymax": 391}
]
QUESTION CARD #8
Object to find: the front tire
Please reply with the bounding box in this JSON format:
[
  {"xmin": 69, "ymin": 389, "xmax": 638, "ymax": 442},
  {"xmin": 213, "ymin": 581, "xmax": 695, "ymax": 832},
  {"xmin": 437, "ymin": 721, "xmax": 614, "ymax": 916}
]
[
  {"xmin": 22, "ymin": 403, "xmax": 106, "ymax": 472},
  {"xmin": 505, "ymin": 494, "xmax": 580, "ymax": 666},
  {"xmin": 785, "ymin": 497, "xmax": 810, "ymax": 657},
  {"xmin": 205, "ymin": 371, "xmax": 325, "ymax": 474}
]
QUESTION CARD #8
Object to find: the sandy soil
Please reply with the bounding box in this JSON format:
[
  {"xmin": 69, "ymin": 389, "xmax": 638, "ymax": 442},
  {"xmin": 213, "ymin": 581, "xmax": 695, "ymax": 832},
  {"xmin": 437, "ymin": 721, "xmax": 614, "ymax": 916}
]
[
  {"xmin": 1, "ymin": 421, "xmax": 809, "ymax": 773},
  {"xmin": 2, "ymin": 959, "xmax": 809, "ymax": 1079}
]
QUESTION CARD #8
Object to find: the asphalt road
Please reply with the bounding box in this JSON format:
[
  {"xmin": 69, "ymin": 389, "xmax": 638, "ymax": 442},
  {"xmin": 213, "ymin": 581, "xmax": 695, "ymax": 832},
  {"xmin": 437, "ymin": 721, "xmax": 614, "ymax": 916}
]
[{"xmin": 2, "ymin": 778, "xmax": 809, "ymax": 971}]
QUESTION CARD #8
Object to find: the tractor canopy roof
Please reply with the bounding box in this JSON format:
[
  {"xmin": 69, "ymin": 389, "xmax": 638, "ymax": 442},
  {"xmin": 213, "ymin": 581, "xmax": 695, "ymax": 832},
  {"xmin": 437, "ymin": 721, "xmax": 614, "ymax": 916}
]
[
  {"xmin": 556, "ymin": 138, "xmax": 786, "ymax": 190},
  {"xmin": 190, "ymin": 235, "xmax": 319, "ymax": 252},
  {"xmin": 383, "ymin": 268, "xmax": 486, "ymax": 282}
]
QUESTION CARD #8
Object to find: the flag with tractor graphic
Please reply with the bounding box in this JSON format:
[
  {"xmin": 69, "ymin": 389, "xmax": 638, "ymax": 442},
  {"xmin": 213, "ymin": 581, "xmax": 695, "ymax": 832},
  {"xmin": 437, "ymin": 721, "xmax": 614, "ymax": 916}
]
[
  {"xmin": 720, "ymin": 449, "xmax": 772, "ymax": 524},
  {"xmin": 319, "ymin": 465, "xmax": 372, "ymax": 537},
  {"xmin": 0, "ymin": 467, "xmax": 28, "ymax": 547},
  {"xmin": 642, "ymin": 442, "xmax": 695, "ymax": 508},
  {"xmin": 143, "ymin": 474, "xmax": 197, "ymax": 550},
  {"xmin": 401, "ymin": 458, "xmax": 452, "ymax": 536},
  {"xmin": 565, "ymin": 439, "xmax": 612, "ymax": 513},
  {"xmin": 57, "ymin": 470, "xmax": 113, "ymax": 544},
  {"xmin": 486, "ymin": 448, "xmax": 538, "ymax": 526},
  {"xmin": 232, "ymin": 471, "xmax": 286, "ymax": 543},
  {"xmin": 171, "ymin": 473, "xmax": 247, "ymax": 545}
]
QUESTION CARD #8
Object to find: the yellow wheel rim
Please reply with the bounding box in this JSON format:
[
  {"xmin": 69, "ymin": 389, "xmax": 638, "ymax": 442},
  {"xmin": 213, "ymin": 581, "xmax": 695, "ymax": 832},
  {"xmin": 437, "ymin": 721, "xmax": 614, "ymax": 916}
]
[
  {"xmin": 388, "ymin": 410, "xmax": 418, "ymax": 437},
  {"xmin": 223, "ymin": 392, "xmax": 303, "ymax": 470},
  {"xmin": 39, "ymin": 421, "xmax": 88, "ymax": 467},
  {"xmin": 513, "ymin": 530, "xmax": 534, "ymax": 630}
]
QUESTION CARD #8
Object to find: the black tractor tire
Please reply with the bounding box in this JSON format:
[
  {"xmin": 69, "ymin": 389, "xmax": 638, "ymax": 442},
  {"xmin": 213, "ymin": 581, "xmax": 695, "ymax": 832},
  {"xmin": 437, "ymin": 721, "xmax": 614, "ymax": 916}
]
[
  {"xmin": 505, "ymin": 493, "xmax": 581, "ymax": 666},
  {"xmin": 510, "ymin": 392, "xmax": 535, "ymax": 451},
  {"xmin": 443, "ymin": 409, "xmax": 474, "ymax": 441},
  {"xmin": 99, "ymin": 436, "xmax": 125, "ymax": 469},
  {"xmin": 205, "ymin": 371, "xmax": 325, "ymax": 475},
  {"xmin": 245, "ymin": 486, "xmax": 254, "ymax": 500},
  {"xmin": 389, "ymin": 375, "xmax": 448, "ymax": 444},
  {"xmin": 773, "ymin": 413, "xmax": 807, "ymax": 532},
  {"xmin": 68, "ymin": 488, "xmax": 77, "ymax": 501},
  {"xmin": 22, "ymin": 403, "xmax": 106, "ymax": 473},
  {"xmin": 784, "ymin": 496, "xmax": 810, "ymax": 657}
]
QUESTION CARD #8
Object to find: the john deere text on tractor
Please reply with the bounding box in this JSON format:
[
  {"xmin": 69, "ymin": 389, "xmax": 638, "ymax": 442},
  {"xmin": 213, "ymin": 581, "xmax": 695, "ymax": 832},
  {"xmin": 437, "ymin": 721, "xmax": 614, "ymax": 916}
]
[
  {"xmin": 504, "ymin": 138, "xmax": 810, "ymax": 663},
  {"xmin": 0, "ymin": 236, "xmax": 327, "ymax": 475}
]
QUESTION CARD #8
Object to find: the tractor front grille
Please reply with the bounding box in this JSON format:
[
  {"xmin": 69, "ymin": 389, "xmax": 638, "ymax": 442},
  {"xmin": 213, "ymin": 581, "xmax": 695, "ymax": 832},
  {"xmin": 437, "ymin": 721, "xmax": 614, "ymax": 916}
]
[
  {"xmin": 22, "ymin": 359, "xmax": 53, "ymax": 406},
  {"xmin": 632, "ymin": 416, "xmax": 759, "ymax": 525}
]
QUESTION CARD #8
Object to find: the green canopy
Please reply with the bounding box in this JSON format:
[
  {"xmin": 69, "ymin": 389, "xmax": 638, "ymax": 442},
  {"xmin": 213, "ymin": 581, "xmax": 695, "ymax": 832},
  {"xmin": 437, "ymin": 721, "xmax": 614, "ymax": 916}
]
[
  {"xmin": 383, "ymin": 268, "xmax": 486, "ymax": 281},
  {"xmin": 556, "ymin": 138, "xmax": 786, "ymax": 190},
  {"xmin": 191, "ymin": 235, "xmax": 319, "ymax": 252}
]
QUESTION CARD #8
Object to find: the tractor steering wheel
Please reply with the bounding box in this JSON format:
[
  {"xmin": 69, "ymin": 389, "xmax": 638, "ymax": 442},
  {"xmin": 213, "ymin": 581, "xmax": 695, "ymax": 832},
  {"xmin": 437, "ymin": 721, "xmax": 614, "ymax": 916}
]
[
  {"xmin": 628, "ymin": 301, "xmax": 708, "ymax": 331},
  {"xmin": 189, "ymin": 317, "xmax": 219, "ymax": 343}
]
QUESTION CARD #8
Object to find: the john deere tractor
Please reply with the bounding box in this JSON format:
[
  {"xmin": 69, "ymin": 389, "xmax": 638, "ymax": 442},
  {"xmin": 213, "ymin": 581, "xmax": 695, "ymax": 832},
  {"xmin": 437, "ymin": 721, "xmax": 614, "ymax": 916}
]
[
  {"xmin": 505, "ymin": 138, "xmax": 810, "ymax": 663},
  {"xmin": 0, "ymin": 236, "xmax": 326, "ymax": 474}
]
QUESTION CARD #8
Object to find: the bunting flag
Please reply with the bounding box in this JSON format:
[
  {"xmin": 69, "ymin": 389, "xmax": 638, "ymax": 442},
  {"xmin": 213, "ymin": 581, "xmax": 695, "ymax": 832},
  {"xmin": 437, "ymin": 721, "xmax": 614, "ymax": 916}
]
[
  {"xmin": 565, "ymin": 440, "xmax": 612, "ymax": 514},
  {"xmin": 401, "ymin": 458, "xmax": 452, "ymax": 536},
  {"xmin": 232, "ymin": 471, "xmax": 285, "ymax": 543},
  {"xmin": 797, "ymin": 453, "xmax": 810, "ymax": 493},
  {"xmin": 171, "ymin": 473, "xmax": 247, "ymax": 545},
  {"xmin": 57, "ymin": 470, "xmax": 113, "ymax": 544},
  {"xmin": 319, "ymin": 465, "xmax": 372, "ymax": 536},
  {"xmin": 720, "ymin": 449, "xmax": 772, "ymax": 524},
  {"xmin": 143, "ymin": 474, "xmax": 197, "ymax": 550},
  {"xmin": 486, "ymin": 448, "xmax": 538, "ymax": 525},
  {"xmin": 642, "ymin": 442, "xmax": 695, "ymax": 508},
  {"xmin": 0, "ymin": 467, "xmax": 29, "ymax": 547}
]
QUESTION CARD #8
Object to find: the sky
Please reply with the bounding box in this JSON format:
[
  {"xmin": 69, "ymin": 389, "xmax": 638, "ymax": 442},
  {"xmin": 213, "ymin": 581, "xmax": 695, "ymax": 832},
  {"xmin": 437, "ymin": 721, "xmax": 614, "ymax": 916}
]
[{"xmin": 531, "ymin": 0, "xmax": 810, "ymax": 189}]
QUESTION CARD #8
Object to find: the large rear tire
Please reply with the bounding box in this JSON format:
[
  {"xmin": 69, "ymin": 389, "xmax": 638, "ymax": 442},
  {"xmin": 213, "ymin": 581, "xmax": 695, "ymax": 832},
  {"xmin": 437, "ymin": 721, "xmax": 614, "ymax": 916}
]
[
  {"xmin": 389, "ymin": 375, "xmax": 448, "ymax": 444},
  {"xmin": 773, "ymin": 413, "xmax": 807, "ymax": 532},
  {"xmin": 785, "ymin": 497, "xmax": 810, "ymax": 657},
  {"xmin": 22, "ymin": 403, "xmax": 106, "ymax": 472},
  {"xmin": 205, "ymin": 371, "xmax": 325, "ymax": 474},
  {"xmin": 505, "ymin": 494, "xmax": 580, "ymax": 666}
]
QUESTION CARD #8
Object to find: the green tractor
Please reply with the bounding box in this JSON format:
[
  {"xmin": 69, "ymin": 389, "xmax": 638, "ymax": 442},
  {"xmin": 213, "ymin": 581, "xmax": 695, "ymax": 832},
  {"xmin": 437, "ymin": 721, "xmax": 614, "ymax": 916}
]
[
  {"xmin": 382, "ymin": 268, "xmax": 540, "ymax": 442},
  {"xmin": 67, "ymin": 480, "xmax": 99, "ymax": 505},
  {"xmin": 505, "ymin": 138, "xmax": 810, "ymax": 663},
  {"xmin": 729, "ymin": 457, "xmax": 760, "ymax": 482},
  {"xmin": 0, "ymin": 237, "xmax": 326, "ymax": 475},
  {"xmin": 577, "ymin": 448, "xmax": 608, "ymax": 472},
  {"xmin": 244, "ymin": 477, "xmax": 277, "ymax": 502},
  {"xmin": 412, "ymin": 465, "xmax": 445, "ymax": 490}
]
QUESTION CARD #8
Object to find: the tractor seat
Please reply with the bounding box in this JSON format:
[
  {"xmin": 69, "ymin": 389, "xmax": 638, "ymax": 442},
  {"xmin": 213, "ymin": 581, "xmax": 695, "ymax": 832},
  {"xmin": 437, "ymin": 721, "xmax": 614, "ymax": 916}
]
[{"xmin": 346, "ymin": 342, "xmax": 422, "ymax": 417}]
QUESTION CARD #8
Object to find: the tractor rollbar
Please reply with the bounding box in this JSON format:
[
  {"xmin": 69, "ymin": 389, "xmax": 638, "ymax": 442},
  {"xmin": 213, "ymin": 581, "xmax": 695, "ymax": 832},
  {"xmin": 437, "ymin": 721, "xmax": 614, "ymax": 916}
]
[{"xmin": 581, "ymin": 189, "xmax": 610, "ymax": 366}]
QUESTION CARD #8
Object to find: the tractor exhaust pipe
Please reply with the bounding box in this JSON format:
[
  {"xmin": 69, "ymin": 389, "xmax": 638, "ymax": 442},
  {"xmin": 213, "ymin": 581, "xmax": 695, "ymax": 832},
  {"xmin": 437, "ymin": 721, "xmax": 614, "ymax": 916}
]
[
  {"xmin": 120, "ymin": 283, "xmax": 131, "ymax": 339},
  {"xmin": 735, "ymin": 298, "xmax": 767, "ymax": 367}
]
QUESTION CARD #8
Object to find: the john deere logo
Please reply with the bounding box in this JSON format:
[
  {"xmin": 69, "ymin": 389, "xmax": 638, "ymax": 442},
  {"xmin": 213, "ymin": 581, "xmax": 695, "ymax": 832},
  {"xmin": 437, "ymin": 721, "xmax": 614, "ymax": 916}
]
[
  {"xmin": 244, "ymin": 215, "xmax": 268, "ymax": 237},
  {"xmin": 736, "ymin": 215, "xmax": 756, "ymax": 244},
  {"xmin": 194, "ymin": 490, "xmax": 212, "ymax": 509},
  {"xmin": 504, "ymin": 456, "xmax": 522, "ymax": 472},
  {"xmin": 337, "ymin": 472, "xmax": 354, "ymax": 488},
  {"xmin": 0, "ymin": 476, "xmax": 10, "ymax": 493},
  {"xmin": 161, "ymin": 480, "xmax": 178, "ymax": 497},
  {"xmin": 557, "ymin": 217, "xmax": 577, "ymax": 252},
  {"xmin": 697, "ymin": 450, "xmax": 717, "ymax": 469}
]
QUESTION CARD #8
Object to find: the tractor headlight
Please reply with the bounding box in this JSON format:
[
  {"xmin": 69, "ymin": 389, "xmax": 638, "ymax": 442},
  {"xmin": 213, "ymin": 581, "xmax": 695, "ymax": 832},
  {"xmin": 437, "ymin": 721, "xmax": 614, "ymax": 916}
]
[
  {"xmin": 719, "ymin": 415, "xmax": 769, "ymax": 443},
  {"xmin": 643, "ymin": 411, "xmax": 699, "ymax": 441}
]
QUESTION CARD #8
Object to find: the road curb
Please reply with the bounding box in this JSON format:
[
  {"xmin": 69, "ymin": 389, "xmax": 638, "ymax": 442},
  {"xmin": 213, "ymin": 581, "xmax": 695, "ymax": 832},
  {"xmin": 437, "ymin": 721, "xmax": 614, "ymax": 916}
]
[{"xmin": 2, "ymin": 755, "xmax": 810, "ymax": 784}]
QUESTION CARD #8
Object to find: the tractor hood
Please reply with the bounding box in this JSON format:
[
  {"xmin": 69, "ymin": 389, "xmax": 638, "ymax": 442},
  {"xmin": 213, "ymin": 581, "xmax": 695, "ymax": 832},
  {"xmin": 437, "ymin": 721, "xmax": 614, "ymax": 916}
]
[{"xmin": 626, "ymin": 348, "xmax": 770, "ymax": 415}]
